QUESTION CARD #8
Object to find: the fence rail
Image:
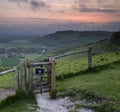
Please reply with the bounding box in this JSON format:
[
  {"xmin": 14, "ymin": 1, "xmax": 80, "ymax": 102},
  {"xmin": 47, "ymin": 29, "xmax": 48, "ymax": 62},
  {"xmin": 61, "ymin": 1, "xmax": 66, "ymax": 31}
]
[
  {"xmin": 51, "ymin": 48, "xmax": 89, "ymax": 59},
  {"xmin": 51, "ymin": 48, "xmax": 92, "ymax": 69},
  {"xmin": 0, "ymin": 68, "xmax": 15, "ymax": 76}
]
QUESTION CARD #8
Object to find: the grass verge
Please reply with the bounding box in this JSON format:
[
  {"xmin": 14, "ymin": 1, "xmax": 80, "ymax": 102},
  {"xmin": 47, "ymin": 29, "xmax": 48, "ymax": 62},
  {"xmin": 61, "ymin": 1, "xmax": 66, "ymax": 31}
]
[{"xmin": 0, "ymin": 90, "xmax": 38, "ymax": 112}]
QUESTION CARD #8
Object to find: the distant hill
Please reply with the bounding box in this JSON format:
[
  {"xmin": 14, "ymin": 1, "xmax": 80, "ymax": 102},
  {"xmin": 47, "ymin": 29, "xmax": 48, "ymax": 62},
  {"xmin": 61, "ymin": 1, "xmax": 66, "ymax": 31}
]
[
  {"xmin": 82, "ymin": 31, "xmax": 120, "ymax": 54},
  {"xmin": 0, "ymin": 34, "xmax": 35, "ymax": 43},
  {"xmin": 31, "ymin": 30, "xmax": 113, "ymax": 49}
]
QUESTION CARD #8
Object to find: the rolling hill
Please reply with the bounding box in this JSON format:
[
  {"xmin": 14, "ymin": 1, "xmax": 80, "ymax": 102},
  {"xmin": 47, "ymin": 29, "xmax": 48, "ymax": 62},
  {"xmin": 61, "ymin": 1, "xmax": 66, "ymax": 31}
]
[{"xmin": 31, "ymin": 31, "xmax": 113, "ymax": 49}]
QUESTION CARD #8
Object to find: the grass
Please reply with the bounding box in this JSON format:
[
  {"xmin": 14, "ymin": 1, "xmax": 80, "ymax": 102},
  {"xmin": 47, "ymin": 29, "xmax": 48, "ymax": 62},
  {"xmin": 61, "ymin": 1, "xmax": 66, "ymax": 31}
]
[
  {"xmin": 25, "ymin": 53, "xmax": 41, "ymax": 60},
  {"xmin": 57, "ymin": 63, "xmax": 120, "ymax": 101},
  {"xmin": 56, "ymin": 52, "xmax": 120, "ymax": 79},
  {"xmin": 0, "ymin": 90, "xmax": 38, "ymax": 112},
  {"xmin": 56, "ymin": 51, "xmax": 120, "ymax": 111},
  {"xmin": 0, "ymin": 72, "xmax": 15, "ymax": 88}
]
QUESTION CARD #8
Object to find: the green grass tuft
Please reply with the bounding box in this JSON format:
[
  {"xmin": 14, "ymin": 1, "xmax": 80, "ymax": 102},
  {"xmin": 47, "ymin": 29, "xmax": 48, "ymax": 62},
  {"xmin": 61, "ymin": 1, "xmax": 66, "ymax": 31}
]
[{"xmin": 0, "ymin": 90, "xmax": 36, "ymax": 110}]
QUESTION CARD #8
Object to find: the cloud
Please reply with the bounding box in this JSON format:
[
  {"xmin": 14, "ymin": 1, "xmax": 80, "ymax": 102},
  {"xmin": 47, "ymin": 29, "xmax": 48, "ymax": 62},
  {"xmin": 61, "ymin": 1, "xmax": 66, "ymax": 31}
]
[
  {"xmin": 8, "ymin": 0, "xmax": 28, "ymax": 3},
  {"xmin": 73, "ymin": 0, "xmax": 120, "ymax": 13},
  {"xmin": 30, "ymin": 1, "xmax": 49, "ymax": 11},
  {"xmin": 76, "ymin": 4, "xmax": 119, "ymax": 13},
  {"xmin": 8, "ymin": 0, "xmax": 49, "ymax": 11}
]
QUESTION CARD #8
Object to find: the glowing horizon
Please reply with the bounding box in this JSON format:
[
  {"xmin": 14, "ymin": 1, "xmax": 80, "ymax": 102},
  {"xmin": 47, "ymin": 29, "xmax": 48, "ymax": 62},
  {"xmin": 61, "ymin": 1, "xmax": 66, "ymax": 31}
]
[{"xmin": 0, "ymin": 0, "xmax": 120, "ymax": 35}]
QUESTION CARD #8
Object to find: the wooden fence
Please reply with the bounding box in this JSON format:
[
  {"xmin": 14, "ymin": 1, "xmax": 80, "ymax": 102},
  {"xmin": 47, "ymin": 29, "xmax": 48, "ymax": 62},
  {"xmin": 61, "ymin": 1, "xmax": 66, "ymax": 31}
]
[
  {"xmin": 0, "ymin": 48, "xmax": 92, "ymax": 93},
  {"xmin": 51, "ymin": 48, "xmax": 92, "ymax": 69},
  {"xmin": 20, "ymin": 48, "xmax": 92, "ymax": 92}
]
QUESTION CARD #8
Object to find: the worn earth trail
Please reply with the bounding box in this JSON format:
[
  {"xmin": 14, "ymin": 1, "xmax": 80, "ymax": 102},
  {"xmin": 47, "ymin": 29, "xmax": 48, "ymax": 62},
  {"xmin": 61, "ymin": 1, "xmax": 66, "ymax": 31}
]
[
  {"xmin": 36, "ymin": 93, "xmax": 93, "ymax": 112},
  {"xmin": 0, "ymin": 88, "xmax": 15, "ymax": 101}
]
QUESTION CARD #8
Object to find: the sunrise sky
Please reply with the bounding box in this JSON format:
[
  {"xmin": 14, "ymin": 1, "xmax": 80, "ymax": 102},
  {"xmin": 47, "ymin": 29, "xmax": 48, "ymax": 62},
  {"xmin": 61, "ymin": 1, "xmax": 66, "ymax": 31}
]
[{"xmin": 0, "ymin": 0, "xmax": 120, "ymax": 35}]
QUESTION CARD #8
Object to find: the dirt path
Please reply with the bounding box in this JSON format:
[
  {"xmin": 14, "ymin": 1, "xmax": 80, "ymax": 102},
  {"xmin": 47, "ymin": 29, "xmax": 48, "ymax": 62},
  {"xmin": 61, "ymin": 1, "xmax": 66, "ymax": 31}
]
[
  {"xmin": 36, "ymin": 93, "xmax": 93, "ymax": 112},
  {"xmin": 0, "ymin": 88, "xmax": 15, "ymax": 101}
]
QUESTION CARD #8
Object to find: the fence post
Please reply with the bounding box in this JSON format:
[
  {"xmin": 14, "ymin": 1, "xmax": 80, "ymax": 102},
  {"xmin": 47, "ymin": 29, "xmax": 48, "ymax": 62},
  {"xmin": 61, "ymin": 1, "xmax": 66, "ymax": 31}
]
[
  {"xmin": 14, "ymin": 66, "xmax": 19, "ymax": 89},
  {"xmin": 20, "ymin": 60, "xmax": 27, "ymax": 91},
  {"xmin": 28, "ymin": 62, "xmax": 33, "ymax": 91},
  {"xmin": 88, "ymin": 48, "xmax": 92, "ymax": 69},
  {"xmin": 51, "ymin": 59, "xmax": 56, "ymax": 91}
]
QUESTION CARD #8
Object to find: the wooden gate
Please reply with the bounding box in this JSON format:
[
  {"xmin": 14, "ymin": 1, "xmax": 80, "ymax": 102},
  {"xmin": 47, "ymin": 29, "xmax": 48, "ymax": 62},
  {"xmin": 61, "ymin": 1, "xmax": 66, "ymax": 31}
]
[
  {"xmin": 20, "ymin": 59, "xmax": 56, "ymax": 94},
  {"xmin": 30, "ymin": 62, "xmax": 51, "ymax": 93}
]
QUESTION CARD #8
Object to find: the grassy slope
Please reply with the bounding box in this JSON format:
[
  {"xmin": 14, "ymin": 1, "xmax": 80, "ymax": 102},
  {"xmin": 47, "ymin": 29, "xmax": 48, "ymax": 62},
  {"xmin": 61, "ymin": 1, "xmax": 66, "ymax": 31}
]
[
  {"xmin": 56, "ymin": 52, "xmax": 120, "ymax": 78},
  {"xmin": 82, "ymin": 39, "xmax": 120, "ymax": 55},
  {"xmin": 56, "ymin": 52, "xmax": 120, "ymax": 111},
  {"xmin": 0, "ymin": 91, "xmax": 37, "ymax": 112},
  {"xmin": 32, "ymin": 31, "xmax": 112, "ymax": 48},
  {"xmin": 0, "ymin": 101, "xmax": 36, "ymax": 112}
]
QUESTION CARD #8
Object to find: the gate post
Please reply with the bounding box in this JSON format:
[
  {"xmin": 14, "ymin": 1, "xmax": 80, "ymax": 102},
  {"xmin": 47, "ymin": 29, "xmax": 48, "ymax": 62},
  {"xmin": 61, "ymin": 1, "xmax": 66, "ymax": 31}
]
[
  {"xmin": 28, "ymin": 62, "xmax": 33, "ymax": 91},
  {"xmin": 20, "ymin": 60, "xmax": 27, "ymax": 91},
  {"xmin": 51, "ymin": 59, "xmax": 56, "ymax": 91}
]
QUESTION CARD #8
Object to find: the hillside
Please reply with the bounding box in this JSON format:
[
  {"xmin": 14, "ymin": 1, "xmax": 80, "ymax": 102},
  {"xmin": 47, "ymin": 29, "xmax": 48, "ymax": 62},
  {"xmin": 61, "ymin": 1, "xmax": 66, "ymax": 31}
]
[
  {"xmin": 31, "ymin": 31, "xmax": 112, "ymax": 49},
  {"xmin": 110, "ymin": 31, "xmax": 120, "ymax": 45},
  {"xmin": 80, "ymin": 31, "xmax": 120, "ymax": 54},
  {"xmin": 0, "ymin": 34, "xmax": 34, "ymax": 43}
]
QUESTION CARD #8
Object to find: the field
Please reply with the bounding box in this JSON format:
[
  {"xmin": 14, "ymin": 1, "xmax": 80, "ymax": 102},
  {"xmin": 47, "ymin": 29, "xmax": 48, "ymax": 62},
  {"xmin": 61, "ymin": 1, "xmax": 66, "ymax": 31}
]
[{"xmin": 56, "ymin": 52, "xmax": 120, "ymax": 111}]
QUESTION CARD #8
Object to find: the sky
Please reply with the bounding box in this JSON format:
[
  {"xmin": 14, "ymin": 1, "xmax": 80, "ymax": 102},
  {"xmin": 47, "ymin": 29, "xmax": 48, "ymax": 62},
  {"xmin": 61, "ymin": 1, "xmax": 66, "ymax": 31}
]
[{"xmin": 0, "ymin": 0, "xmax": 120, "ymax": 35}]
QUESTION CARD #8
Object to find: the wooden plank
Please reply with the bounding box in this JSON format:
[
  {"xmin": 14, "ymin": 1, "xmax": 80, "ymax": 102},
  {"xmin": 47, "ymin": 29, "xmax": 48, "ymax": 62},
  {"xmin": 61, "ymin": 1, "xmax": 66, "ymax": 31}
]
[
  {"xmin": 28, "ymin": 62, "xmax": 33, "ymax": 91},
  {"xmin": 35, "ymin": 81, "xmax": 50, "ymax": 86},
  {"xmin": 51, "ymin": 49, "xmax": 89, "ymax": 59},
  {"xmin": 51, "ymin": 59, "xmax": 56, "ymax": 91},
  {"xmin": 0, "ymin": 68, "xmax": 15, "ymax": 76},
  {"xmin": 28, "ymin": 62, "xmax": 51, "ymax": 67}
]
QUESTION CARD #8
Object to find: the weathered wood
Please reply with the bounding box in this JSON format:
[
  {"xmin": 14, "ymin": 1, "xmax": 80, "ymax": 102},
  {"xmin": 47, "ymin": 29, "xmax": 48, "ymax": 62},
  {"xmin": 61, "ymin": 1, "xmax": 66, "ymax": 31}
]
[
  {"xmin": 51, "ymin": 59, "xmax": 56, "ymax": 91},
  {"xmin": 88, "ymin": 48, "xmax": 92, "ymax": 69},
  {"xmin": 24, "ymin": 60, "xmax": 28, "ymax": 91},
  {"xmin": 28, "ymin": 62, "xmax": 33, "ymax": 91},
  {"xmin": 28, "ymin": 62, "xmax": 51, "ymax": 67},
  {"xmin": 51, "ymin": 49, "xmax": 89, "ymax": 59},
  {"xmin": 14, "ymin": 66, "xmax": 19, "ymax": 89},
  {"xmin": 0, "ymin": 68, "xmax": 15, "ymax": 76},
  {"xmin": 20, "ymin": 62, "xmax": 26, "ymax": 91}
]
